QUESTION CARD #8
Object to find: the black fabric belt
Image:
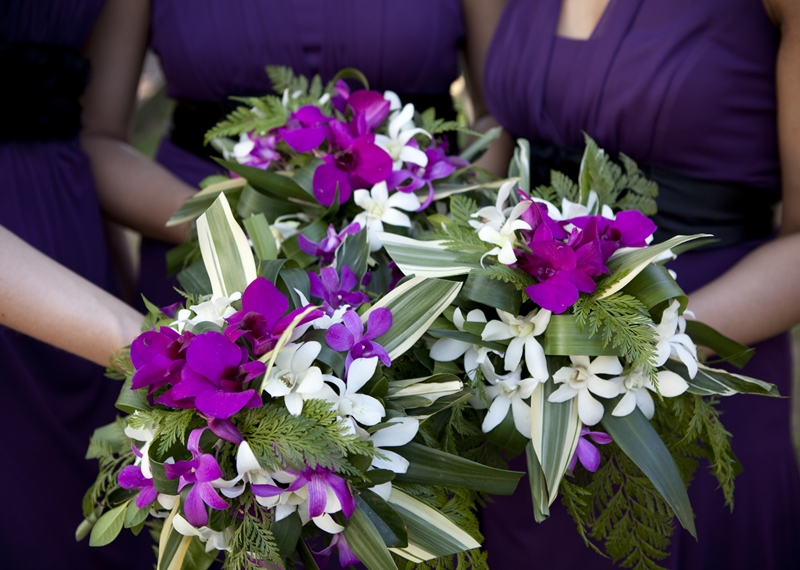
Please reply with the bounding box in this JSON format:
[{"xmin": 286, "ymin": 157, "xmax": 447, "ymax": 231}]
[
  {"xmin": 528, "ymin": 140, "xmax": 779, "ymax": 248},
  {"xmin": 0, "ymin": 44, "xmax": 90, "ymax": 141},
  {"xmin": 169, "ymin": 92, "xmax": 458, "ymax": 162}
]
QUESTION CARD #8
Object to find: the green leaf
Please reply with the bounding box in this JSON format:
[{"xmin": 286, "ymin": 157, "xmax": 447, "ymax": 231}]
[
  {"xmin": 600, "ymin": 401, "xmax": 697, "ymax": 538},
  {"xmin": 279, "ymin": 267, "xmax": 311, "ymax": 310},
  {"xmin": 623, "ymin": 263, "xmax": 688, "ymax": 316},
  {"xmin": 525, "ymin": 442, "xmax": 550, "ymax": 522},
  {"xmin": 509, "ymin": 138, "xmax": 531, "ymax": 194},
  {"xmin": 115, "ymin": 377, "xmax": 149, "ymax": 414},
  {"xmin": 331, "ymin": 68, "xmax": 370, "ymax": 89},
  {"xmin": 529, "ymin": 377, "xmax": 582, "ymax": 505},
  {"xmin": 457, "ymin": 272, "xmax": 522, "ymax": 315},
  {"xmin": 167, "ymin": 177, "xmax": 246, "ymax": 226},
  {"xmin": 484, "ymin": 405, "xmax": 529, "ymax": 455},
  {"xmin": 86, "ymin": 419, "xmax": 129, "ymax": 458},
  {"xmin": 243, "ymin": 213, "xmax": 278, "ymax": 261},
  {"xmin": 542, "ymin": 315, "xmax": 623, "ymax": 356},
  {"xmin": 335, "ymin": 228, "xmax": 370, "ymax": 281},
  {"xmin": 292, "ymin": 157, "xmax": 325, "ymax": 197},
  {"xmin": 458, "ymin": 126, "xmax": 502, "ymax": 162},
  {"xmin": 357, "ymin": 491, "xmax": 409, "ymax": 548},
  {"xmin": 363, "ymin": 277, "xmax": 462, "ymax": 359},
  {"xmin": 663, "ymin": 360, "xmax": 780, "ymax": 397},
  {"xmin": 124, "ymin": 500, "xmax": 150, "ymax": 529},
  {"xmin": 176, "ymin": 258, "xmax": 213, "ymax": 296},
  {"xmin": 379, "ymin": 234, "xmax": 481, "ymax": 278},
  {"xmin": 89, "ymin": 502, "xmax": 127, "ymax": 547},
  {"xmin": 387, "ymin": 489, "xmax": 480, "ymax": 558},
  {"xmin": 271, "ymin": 511, "xmax": 302, "ymax": 560},
  {"xmin": 158, "ymin": 525, "xmax": 187, "ymax": 570},
  {"xmin": 236, "ymin": 183, "xmax": 305, "ymax": 221},
  {"xmin": 344, "ymin": 505, "xmax": 398, "ymax": 570},
  {"xmin": 684, "ymin": 320, "xmax": 753, "ymax": 368},
  {"xmin": 392, "ymin": 442, "xmax": 523, "ymax": 494},
  {"xmin": 214, "ymin": 158, "xmax": 313, "ymax": 201},
  {"xmin": 259, "ymin": 258, "xmax": 288, "ymax": 284},
  {"xmin": 297, "ymin": 538, "xmax": 322, "ymax": 570},
  {"xmin": 196, "ymin": 193, "xmax": 257, "ymax": 298}
]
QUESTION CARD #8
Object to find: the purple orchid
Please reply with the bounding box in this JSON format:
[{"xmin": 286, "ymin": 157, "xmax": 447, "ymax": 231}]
[
  {"xmin": 165, "ymin": 428, "xmax": 229, "ymax": 527},
  {"xmin": 309, "ymin": 266, "xmax": 369, "ymax": 315},
  {"xmin": 130, "ymin": 328, "xmax": 195, "ymax": 400},
  {"xmin": 285, "ymin": 465, "xmax": 356, "ymax": 520},
  {"xmin": 159, "ymin": 302, "xmax": 184, "ymax": 319},
  {"xmin": 519, "ymin": 238, "xmax": 607, "ymax": 314},
  {"xmin": 312, "ymin": 119, "xmax": 393, "ymax": 206},
  {"xmin": 225, "ymin": 277, "xmax": 322, "ymax": 356},
  {"xmin": 297, "ymin": 222, "xmax": 361, "ymax": 266},
  {"xmin": 164, "ymin": 331, "xmax": 264, "ymax": 419},
  {"xmin": 570, "ymin": 210, "xmax": 657, "ymax": 262},
  {"xmin": 346, "ymin": 89, "xmax": 391, "ymax": 133},
  {"xmin": 330, "ymin": 80, "xmax": 351, "ymax": 114},
  {"xmin": 118, "ymin": 465, "xmax": 158, "ymax": 509},
  {"xmin": 277, "ymin": 105, "xmax": 332, "ymax": 153},
  {"xmin": 232, "ymin": 133, "xmax": 281, "ymax": 170},
  {"xmin": 568, "ymin": 426, "xmax": 613, "ymax": 473},
  {"xmin": 386, "ymin": 144, "xmax": 458, "ymax": 210},
  {"xmin": 519, "ymin": 194, "xmax": 569, "ymax": 242},
  {"xmin": 315, "ymin": 534, "xmax": 360, "ymax": 568},
  {"xmin": 326, "ymin": 308, "xmax": 392, "ymax": 372}
]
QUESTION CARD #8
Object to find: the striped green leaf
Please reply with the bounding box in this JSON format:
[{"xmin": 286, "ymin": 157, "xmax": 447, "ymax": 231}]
[
  {"xmin": 196, "ymin": 193, "xmax": 257, "ymax": 298},
  {"xmin": 214, "ymin": 158, "xmax": 314, "ymax": 201},
  {"xmin": 623, "ymin": 263, "xmax": 687, "ymax": 315},
  {"xmin": 684, "ymin": 320, "xmax": 753, "ymax": 368},
  {"xmin": 242, "ymin": 213, "xmax": 278, "ymax": 261},
  {"xmin": 363, "ymin": 277, "xmax": 462, "ymax": 360},
  {"xmin": 236, "ymin": 183, "xmax": 306, "ymax": 221},
  {"xmin": 542, "ymin": 315, "xmax": 622, "ymax": 356},
  {"xmin": 167, "ymin": 177, "xmax": 246, "ymax": 226},
  {"xmin": 663, "ymin": 359, "xmax": 779, "ymax": 397},
  {"xmin": 525, "ymin": 442, "xmax": 550, "ymax": 522},
  {"xmin": 378, "ymin": 234, "xmax": 481, "ymax": 278},
  {"xmin": 343, "ymin": 504, "xmax": 398, "ymax": 570},
  {"xmin": 600, "ymin": 401, "xmax": 696, "ymax": 538}
]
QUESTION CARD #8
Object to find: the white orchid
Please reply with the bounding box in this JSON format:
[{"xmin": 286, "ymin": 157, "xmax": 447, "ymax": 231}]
[
  {"xmin": 323, "ymin": 357, "xmax": 386, "ymax": 432},
  {"xmin": 469, "ymin": 181, "xmax": 532, "ymax": 265},
  {"xmin": 214, "ymin": 441, "xmax": 283, "ymax": 508},
  {"xmin": 479, "ymin": 359, "xmax": 542, "ymax": 437},
  {"xmin": 375, "ymin": 102, "xmax": 431, "ymax": 170},
  {"xmin": 481, "ymin": 308, "xmax": 551, "ymax": 377},
  {"xmin": 610, "ymin": 366, "xmax": 689, "ymax": 419},
  {"xmin": 653, "ymin": 300, "xmax": 698, "ymax": 378},
  {"xmin": 263, "ymin": 342, "xmax": 326, "ymax": 415},
  {"xmin": 171, "ymin": 292, "xmax": 242, "ymax": 333},
  {"xmin": 124, "ymin": 422, "xmax": 156, "ymax": 477},
  {"xmin": 353, "ymin": 182, "xmax": 420, "ymax": 251},
  {"xmin": 549, "ymin": 356, "xmax": 623, "ymax": 426},
  {"xmin": 172, "ymin": 514, "xmax": 233, "ymax": 552},
  {"xmin": 368, "ymin": 417, "xmax": 420, "ymax": 474},
  {"xmin": 429, "ymin": 308, "xmax": 500, "ymax": 379}
]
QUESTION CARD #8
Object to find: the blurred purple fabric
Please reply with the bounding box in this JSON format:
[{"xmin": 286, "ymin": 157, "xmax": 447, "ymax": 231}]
[
  {"xmin": 481, "ymin": 1, "xmax": 800, "ymax": 568},
  {"xmin": 0, "ymin": 1, "xmax": 151, "ymax": 567}
]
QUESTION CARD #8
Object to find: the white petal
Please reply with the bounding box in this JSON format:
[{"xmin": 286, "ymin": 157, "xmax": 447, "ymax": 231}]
[
  {"xmin": 588, "ymin": 377, "xmax": 621, "ymax": 399},
  {"xmin": 346, "ymin": 357, "xmax": 379, "ymax": 394},
  {"xmin": 497, "ymin": 240, "xmax": 519, "ymax": 265},
  {"xmin": 399, "ymin": 145, "xmax": 428, "ymax": 167},
  {"xmin": 577, "ymin": 389, "xmax": 605, "ymax": 426},
  {"xmin": 172, "ymin": 514, "xmax": 204, "ymax": 538},
  {"xmin": 531, "ymin": 309, "xmax": 552, "ymax": 334},
  {"xmin": 389, "ymin": 104, "xmax": 415, "ymax": 139},
  {"xmin": 588, "ymin": 356, "xmax": 623, "ymax": 376},
  {"xmin": 371, "ymin": 481, "xmax": 392, "ymax": 501},
  {"xmin": 652, "ymin": 340, "xmax": 671, "ymax": 367},
  {"xmin": 285, "ymin": 392, "xmax": 304, "ymax": 416},
  {"xmin": 453, "ymin": 308, "xmax": 465, "ymax": 330},
  {"xmin": 504, "ymin": 337, "xmax": 524, "ymax": 372},
  {"xmin": 371, "ymin": 449, "xmax": 411, "ymax": 473},
  {"xmin": 548, "ymin": 383, "xmax": 578, "ymax": 403},
  {"xmin": 511, "ymin": 397, "xmax": 532, "ymax": 437},
  {"xmin": 465, "ymin": 309, "xmax": 488, "ymax": 323},
  {"xmin": 371, "ymin": 181, "xmax": 389, "ymax": 203},
  {"xmin": 570, "ymin": 355, "xmax": 591, "ymax": 369},
  {"xmin": 482, "ymin": 396, "xmax": 511, "ymax": 433},
  {"xmin": 636, "ymin": 388, "xmax": 655, "ymax": 419},
  {"xmin": 157, "ymin": 494, "xmax": 179, "ymax": 510},
  {"xmin": 297, "ymin": 367, "xmax": 324, "ymax": 394},
  {"xmin": 292, "ymin": 341, "xmax": 322, "ymax": 373},
  {"xmin": 524, "ymin": 337, "xmax": 549, "ymax": 381},
  {"xmin": 353, "ymin": 190, "xmax": 372, "ymax": 209},
  {"xmin": 612, "ymin": 390, "xmax": 637, "ymax": 417},
  {"xmin": 236, "ymin": 441, "xmax": 262, "ymax": 475},
  {"xmin": 429, "ymin": 337, "xmax": 470, "ymax": 361},
  {"xmin": 381, "ymin": 208, "xmax": 412, "ymax": 228},
  {"xmin": 482, "ymin": 320, "xmax": 513, "ymax": 341},
  {"xmin": 386, "ymin": 190, "xmax": 421, "ymax": 212},
  {"xmin": 496, "ymin": 180, "xmax": 515, "ymax": 209},
  {"xmin": 371, "ymin": 418, "xmax": 419, "ymax": 448},
  {"xmin": 672, "ymin": 344, "xmax": 698, "ymax": 379},
  {"xmin": 313, "ymin": 514, "xmax": 345, "ymax": 534},
  {"xmin": 347, "ymin": 394, "xmax": 385, "ymax": 426},
  {"xmin": 655, "ymin": 370, "xmax": 689, "ymax": 397}
]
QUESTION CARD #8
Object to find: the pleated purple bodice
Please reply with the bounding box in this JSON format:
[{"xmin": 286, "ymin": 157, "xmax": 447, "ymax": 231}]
[{"xmin": 485, "ymin": 0, "xmax": 780, "ymax": 190}]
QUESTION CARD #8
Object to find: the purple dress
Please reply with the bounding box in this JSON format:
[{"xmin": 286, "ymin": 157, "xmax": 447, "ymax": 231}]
[
  {"xmin": 0, "ymin": 2, "xmax": 150, "ymax": 567},
  {"xmin": 140, "ymin": 0, "xmax": 466, "ymax": 307},
  {"xmin": 481, "ymin": 1, "xmax": 800, "ymax": 568}
]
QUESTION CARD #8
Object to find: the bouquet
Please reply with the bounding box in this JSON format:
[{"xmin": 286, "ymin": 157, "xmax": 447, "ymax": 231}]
[{"xmin": 77, "ymin": 68, "xmax": 779, "ymax": 570}]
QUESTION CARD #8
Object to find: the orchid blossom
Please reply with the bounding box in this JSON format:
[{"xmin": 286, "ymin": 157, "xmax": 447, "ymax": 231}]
[
  {"xmin": 130, "ymin": 327, "xmax": 194, "ymax": 398},
  {"xmin": 171, "ymin": 292, "xmax": 242, "ymax": 333},
  {"xmin": 263, "ymin": 342, "xmax": 326, "ymax": 416},
  {"xmin": 470, "ymin": 181, "xmax": 532, "ymax": 265},
  {"xmin": 172, "ymin": 514, "xmax": 233, "ymax": 553},
  {"xmin": 568, "ymin": 426, "xmax": 612, "ymax": 473},
  {"xmin": 369, "ymin": 417, "xmax": 420, "ymax": 473},
  {"xmin": 229, "ymin": 132, "xmax": 280, "ymax": 170},
  {"xmin": 610, "ymin": 366, "xmax": 689, "ymax": 419},
  {"xmin": 374, "ymin": 102, "xmax": 431, "ymax": 170},
  {"xmin": 325, "ymin": 308, "xmax": 392, "ymax": 372},
  {"xmin": 323, "ymin": 356, "xmax": 386, "ymax": 432},
  {"xmin": 653, "ymin": 300, "xmax": 699, "ymax": 378},
  {"xmin": 315, "ymin": 532, "xmax": 359, "ymax": 568},
  {"xmin": 298, "ymin": 222, "xmax": 360, "ymax": 266},
  {"xmin": 429, "ymin": 308, "xmax": 500, "ymax": 379},
  {"xmin": 479, "ymin": 359, "xmax": 541, "ymax": 437},
  {"xmin": 277, "ymin": 105, "xmax": 332, "ymax": 153},
  {"xmin": 481, "ymin": 308, "xmax": 551, "ymax": 377},
  {"xmin": 353, "ymin": 181, "xmax": 419, "ymax": 251},
  {"xmin": 548, "ymin": 356, "xmax": 623, "ymax": 426},
  {"xmin": 118, "ymin": 465, "xmax": 158, "ymax": 509},
  {"xmin": 309, "ymin": 266, "xmax": 369, "ymax": 315}
]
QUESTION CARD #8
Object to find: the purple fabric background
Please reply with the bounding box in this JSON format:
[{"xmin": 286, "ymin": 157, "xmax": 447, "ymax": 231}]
[
  {"xmin": 481, "ymin": 1, "xmax": 800, "ymax": 568},
  {"xmin": 139, "ymin": 0, "xmax": 466, "ymax": 308},
  {"xmin": 0, "ymin": 1, "xmax": 152, "ymax": 567}
]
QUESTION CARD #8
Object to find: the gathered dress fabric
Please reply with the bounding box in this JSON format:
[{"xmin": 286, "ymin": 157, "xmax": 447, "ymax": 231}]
[
  {"xmin": 480, "ymin": 1, "xmax": 800, "ymax": 568},
  {"xmin": 141, "ymin": 0, "xmax": 466, "ymax": 308},
  {"xmin": 0, "ymin": 1, "xmax": 151, "ymax": 568}
]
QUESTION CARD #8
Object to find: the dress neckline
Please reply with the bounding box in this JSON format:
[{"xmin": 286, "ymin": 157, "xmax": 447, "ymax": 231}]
[{"xmin": 553, "ymin": 0, "xmax": 618, "ymax": 43}]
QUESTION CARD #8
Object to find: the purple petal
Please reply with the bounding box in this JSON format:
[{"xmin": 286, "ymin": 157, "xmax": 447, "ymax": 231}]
[
  {"xmin": 336, "ymin": 534, "xmax": 360, "ymax": 567},
  {"xmin": 342, "ymin": 310, "xmax": 364, "ymax": 342},
  {"xmin": 198, "ymin": 482, "xmax": 229, "ymax": 511},
  {"xmin": 313, "ymin": 162, "xmax": 351, "ymax": 206},
  {"xmin": 250, "ymin": 483, "xmax": 285, "ymax": 498},
  {"xmin": 185, "ymin": 332, "xmax": 246, "ymax": 385},
  {"xmin": 324, "ymin": 473, "xmax": 356, "ymax": 518},
  {"xmin": 195, "ymin": 454, "xmax": 224, "ymax": 483},
  {"xmin": 365, "ymin": 308, "xmax": 392, "ymax": 340},
  {"xmin": 525, "ymin": 278, "xmax": 580, "ymax": 314},
  {"xmin": 557, "ymin": 269, "xmax": 598, "ymax": 294},
  {"xmin": 183, "ymin": 485, "xmax": 209, "ymax": 527},
  {"xmin": 326, "ymin": 323, "xmax": 355, "ymax": 352},
  {"xmin": 294, "ymin": 105, "xmax": 331, "ymax": 126},
  {"xmin": 320, "ymin": 266, "xmax": 341, "ymax": 295},
  {"xmin": 207, "ymin": 417, "xmax": 244, "ymax": 444},
  {"xmin": 352, "ymin": 138, "xmax": 392, "ymax": 184},
  {"xmin": 307, "ymin": 473, "xmax": 327, "ymax": 519},
  {"xmin": 164, "ymin": 459, "xmax": 194, "ymax": 481},
  {"xmin": 587, "ymin": 431, "xmax": 613, "ymax": 445},
  {"xmin": 118, "ymin": 465, "xmax": 146, "ymax": 490},
  {"xmin": 298, "ymin": 233, "xmax": 320, "ymax": 256},
  {"xmin": 195, "ymin": 389, "xmax": 259, "ymax": 419},
  {"xmin": 367, "ymin": 342, "xmax": 392, "ymax": 367},
  {"xmin": 172, "ymin": 368, "xmax": 216, "ymax": 399},
  {"xmin": 280, "ymin": 126, "xmax": 327, "ymax": 153},
  {"xmin": 613, "ymin": 210, "xmax": 657, "ymax": 246},
  {"xmin": 135, "ymin": 484, "xmax": 159, "ymax": 509},
  {"xmin": 576, "ymin": 440, "xmax": 602, "ymax": 473},
  {"xmin": 242, "ymin": 277, "xmax": 288, "ymax": 330},
  {"xmin": 187, "ymin": 428, "xmax": 205, "ymax": 457},
  {"xmin": 339, "ymin": 266, "xmax": 358, "ymax": 291},
  {"xmin": 347, "ymin": 91, "xmax": 390, "ymax": 130},
  {"xmin": 241, "ymin": 361, "xmax": 266, "ymax": 382}
]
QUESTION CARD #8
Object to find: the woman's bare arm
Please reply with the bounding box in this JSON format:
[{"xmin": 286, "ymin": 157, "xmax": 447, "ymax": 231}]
[
  {"xmin": 0, "ymin": 226, "xmax": 144, "ymax": 366},
  {"xmin": 686, "ymin": 0, "xmax": 800, "ymax": 344},
  {"xmin": 81, "ymin": 0, "xmax": 194, "ymax": 244}
]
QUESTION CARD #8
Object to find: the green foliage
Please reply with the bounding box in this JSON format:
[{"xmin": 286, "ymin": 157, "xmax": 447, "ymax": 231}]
[
  {"xmin": 127, "ymin": 408, "xmax": 202, "ymax": 456},
  {"xmin": 222, "ymin": 498, "xmax": 281, "ymax": 570},
  {"xmin": 236, "ymin": 400, "xmax": 375, "ymax": 476},
  {"xmin": 266, "ymin": 65, "xmax": 323, "ymax": 100},
  {"xmin": 426, "ymin": 196, "xmax": 493, "ymax": 260},
  {"xmin": 573, "ymin": 293, "xmax": 658, "ymax": 382},
  {"xmin": 654, "ymin": 394, "xmax": 738, "ymax": 508},
  {"xmin": 531, "ymin": 170, "xmax": 581, "ymax": 204},
  {"xmin": 83, "ymin": 422, "xmax": 136, "ymax": 517},
  {"xmin": 472, "ymin": 265, "xmax": 536, "ymax": 301},
  {"xmin": 106, "ymin": 347, "xmax": 134, "ymax": 381},
  {"xmin": 204, "ymin": 95, "xmax": 287, "ymax": 144}
]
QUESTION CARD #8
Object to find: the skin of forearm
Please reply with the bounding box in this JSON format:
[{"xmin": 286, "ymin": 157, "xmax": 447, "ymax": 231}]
[
  {"xmin": 0, "ymin": 226, "xmax": 145, "ymax": 366},
  {"xmin": 81, "ymin": 133, "xmax": 195, "ymax": 244}
]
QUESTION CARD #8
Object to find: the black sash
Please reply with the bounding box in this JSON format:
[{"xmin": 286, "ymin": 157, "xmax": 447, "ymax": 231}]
[
  {"xmin": 169, "ymin": 92, "xmax": 458, "ymax": 162},
  {"xmin": 0, "ymin": 44, "xmax": 90, "ymax": 141},
  {"xmin": 528, "ymin": 140, "xmax": 779, "ymax": 248}
]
